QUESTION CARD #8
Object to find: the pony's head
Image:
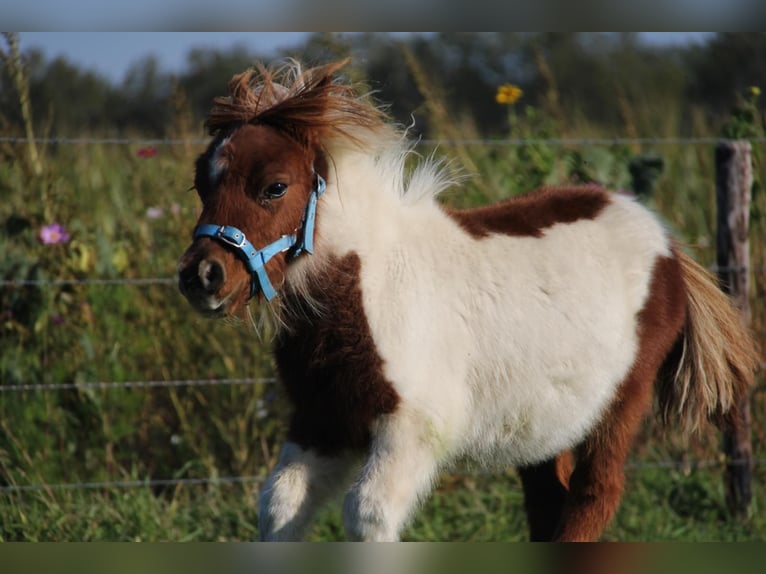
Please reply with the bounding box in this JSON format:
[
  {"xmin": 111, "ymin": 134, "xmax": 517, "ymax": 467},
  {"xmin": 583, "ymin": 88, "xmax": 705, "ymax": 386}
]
[{"xmin": 178, "ymin": 59, "xmax": 384, "ymax": 316}]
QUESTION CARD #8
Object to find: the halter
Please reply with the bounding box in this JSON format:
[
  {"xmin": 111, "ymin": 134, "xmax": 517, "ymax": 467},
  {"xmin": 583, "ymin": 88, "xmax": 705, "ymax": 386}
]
[{"xmin": 193, "ymin": 173, "xmax": 326, "ymax": 302}]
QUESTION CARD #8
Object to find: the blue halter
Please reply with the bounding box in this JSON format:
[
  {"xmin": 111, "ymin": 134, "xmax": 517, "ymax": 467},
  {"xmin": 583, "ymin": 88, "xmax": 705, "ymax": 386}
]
[{"xmin": 193, "ymin": 174, "xmax": 326, "ymax": 302}]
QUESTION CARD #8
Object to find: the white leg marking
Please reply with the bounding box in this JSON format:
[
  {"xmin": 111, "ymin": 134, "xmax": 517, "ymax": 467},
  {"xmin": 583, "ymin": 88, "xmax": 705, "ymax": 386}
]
[
  {"xmin": 342, "ymin": 412, "xmax": 441, "ymax": 541},
  {"xmin": 258, "ymin": 442, "xmax": 356, "ymax": 541}
]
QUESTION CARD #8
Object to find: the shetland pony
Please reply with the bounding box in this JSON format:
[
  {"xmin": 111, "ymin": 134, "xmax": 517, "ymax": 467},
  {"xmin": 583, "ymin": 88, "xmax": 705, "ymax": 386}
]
[{"xmin": 177, "ymin": 60, "xmax": 759, "ymax": 541}]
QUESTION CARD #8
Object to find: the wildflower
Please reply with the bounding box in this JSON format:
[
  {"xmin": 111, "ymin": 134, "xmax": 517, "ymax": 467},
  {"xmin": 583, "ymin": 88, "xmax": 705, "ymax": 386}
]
[
  {"xmin": 496, "ymin": 83, "xmax": 523, "ymax": 105},
  {"xmin": 146, "ymin": 206, "xmax": 164, "ymax": 219},
  {"xmin": 137, "ymin": 147, "xmax": 157, "ymax": 158},
  {"xmin": 749, "ymin": 86, "xmax": 761, "ymax": 97},
  {"xmin": 39, "ymin": 223, "xmax": 71, "ymax": 245},
  {"xmin": 51, "ymin": 314, "xmax": 65, "ymax": 326}
]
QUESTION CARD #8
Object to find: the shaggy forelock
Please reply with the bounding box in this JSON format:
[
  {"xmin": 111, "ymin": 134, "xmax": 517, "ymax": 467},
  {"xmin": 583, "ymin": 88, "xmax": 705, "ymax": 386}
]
[{"xmin": 205, "ymin": 59, "xmax": 388, "ymax": 146}]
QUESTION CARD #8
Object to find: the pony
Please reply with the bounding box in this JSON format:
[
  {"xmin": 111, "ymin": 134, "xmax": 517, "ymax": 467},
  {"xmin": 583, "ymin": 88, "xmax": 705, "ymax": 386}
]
[{"xmin": 177, "ymin": 59, "xmax": 759, "ymax": 541}]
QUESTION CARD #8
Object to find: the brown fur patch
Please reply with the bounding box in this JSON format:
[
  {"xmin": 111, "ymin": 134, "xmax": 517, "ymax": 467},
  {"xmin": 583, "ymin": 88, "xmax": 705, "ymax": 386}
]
[
  {"xmin": 555, "ymin": 254, "xmax": 687, "ymax": 541},
  {"xmin": 274, "ymin": 252, "xmax": 400, "ymax": 455},
  {"xmin": 447, "ymin": 186, "xmax": 611, "ymax": 239}
]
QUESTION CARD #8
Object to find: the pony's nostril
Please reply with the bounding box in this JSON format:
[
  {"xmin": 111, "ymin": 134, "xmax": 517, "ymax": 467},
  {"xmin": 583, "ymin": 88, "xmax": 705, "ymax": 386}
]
[
  {"xmin": 198, "ymin": 258, "xmax": 225, "ymax": 293},
  {"xmin": 178, "ymin": 262, "xmax": 198, "ymax": 293}
]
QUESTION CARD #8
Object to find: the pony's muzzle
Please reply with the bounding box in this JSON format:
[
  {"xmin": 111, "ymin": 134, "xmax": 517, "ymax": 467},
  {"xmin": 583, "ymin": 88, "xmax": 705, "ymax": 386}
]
[{"xmin": 177, "ymin": 250, "xmax": 228, "ymax": 309}]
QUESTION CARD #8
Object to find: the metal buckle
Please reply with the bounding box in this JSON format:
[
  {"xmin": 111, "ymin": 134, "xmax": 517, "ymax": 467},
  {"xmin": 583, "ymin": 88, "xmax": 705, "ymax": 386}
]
[{"xmin": 215, "ymin": 226, "xmax": 247, "ymax": 249}]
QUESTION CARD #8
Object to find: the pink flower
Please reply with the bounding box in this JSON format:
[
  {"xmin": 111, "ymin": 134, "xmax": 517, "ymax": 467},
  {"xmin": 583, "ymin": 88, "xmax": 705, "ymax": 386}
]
[
  {"xmin": 146, "ymin": 206, "xmax": 164, "ymax": 219},
  {"xmin": 39, "ymin": 223, "xmax": 71, "ymax": 245},
  {"xmin": 137, "ymin": 147, "xmax": 157, "ymax": 158}
]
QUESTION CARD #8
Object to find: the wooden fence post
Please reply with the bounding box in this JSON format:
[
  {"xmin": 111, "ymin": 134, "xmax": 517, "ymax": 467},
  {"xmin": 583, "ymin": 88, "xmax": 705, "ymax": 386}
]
[{"xmin": 715, "ymin": 139, "xmax": 753, "ymax": 517}]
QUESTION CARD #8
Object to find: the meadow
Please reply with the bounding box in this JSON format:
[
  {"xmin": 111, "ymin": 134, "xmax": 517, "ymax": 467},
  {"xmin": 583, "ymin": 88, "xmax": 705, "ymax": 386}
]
[{"xmin": 1, "ymin": 58, "xmax": 765, "ymax": 540}]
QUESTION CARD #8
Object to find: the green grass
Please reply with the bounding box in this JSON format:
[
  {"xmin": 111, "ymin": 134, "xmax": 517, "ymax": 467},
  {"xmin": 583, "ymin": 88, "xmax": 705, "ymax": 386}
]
[{"xmin": 2, "ymin": 464, "xmax": 764, "ymax": 541}]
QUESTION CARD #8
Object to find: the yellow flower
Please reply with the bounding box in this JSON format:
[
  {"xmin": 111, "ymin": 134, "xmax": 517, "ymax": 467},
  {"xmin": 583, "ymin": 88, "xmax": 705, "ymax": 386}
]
[
  {"xmin": 749, "ymin": 86, "xmax": 761, "ymax": 97},
  {"xmin": 496, "ymin": 83, "xmax": 523, "ymax": 105}
]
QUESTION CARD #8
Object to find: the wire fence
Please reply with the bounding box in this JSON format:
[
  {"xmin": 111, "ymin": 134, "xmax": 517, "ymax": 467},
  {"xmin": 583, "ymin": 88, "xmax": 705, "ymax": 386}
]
[
  {"xmin": 0, "ymin": 277, "xmax": 177, "ymax": 287},
  {"xmin": 2, "ymin": 365, "xmax": 764, "ymax": 493},
  {"xmin": 1, "ymin": 133, "xmax": 765, "ymax": 497},
  {"xmin": 2, "ymin": 371, "xmax": 765, "ymax": 494},
  {"xmin": 0, "ymin": 476, "xmax": 264, "ymax": 494},
  {"xmin": 0, "ymin": 377, "xmax": 276, "ymax": 393},
  {"xmin": 2, "ymin": 135, "xmax": 766, "ymax": 148},
  {"xmin": 3, "ymin": 460, "xmax": 765, "ymax": 495},
  {"xmin": 2, "ymin": 264, "xmax": 764, "ymax": 290}
]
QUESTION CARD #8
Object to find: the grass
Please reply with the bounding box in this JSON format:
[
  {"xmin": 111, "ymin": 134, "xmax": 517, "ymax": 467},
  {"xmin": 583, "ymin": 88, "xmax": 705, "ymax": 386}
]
[{"xmin": 2, "ymin": 462, "xmax": 764, "ymax": 541}]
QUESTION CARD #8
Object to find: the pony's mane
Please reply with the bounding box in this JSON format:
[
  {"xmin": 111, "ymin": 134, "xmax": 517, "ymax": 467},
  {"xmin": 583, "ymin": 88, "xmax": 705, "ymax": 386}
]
[
  {"xmin": 208, "ymin": 59, "xmax": 457, "ymax": 209},
  {"xmin": 206, "ymin": 59, "xmax": 388, "ymax": 146}
]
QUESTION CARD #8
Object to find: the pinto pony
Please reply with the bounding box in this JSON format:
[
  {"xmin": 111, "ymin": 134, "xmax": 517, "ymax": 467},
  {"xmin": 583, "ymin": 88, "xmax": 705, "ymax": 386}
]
[{"xmin": 178, "ymin": 60, "xmax": 759, "ymax": 541}]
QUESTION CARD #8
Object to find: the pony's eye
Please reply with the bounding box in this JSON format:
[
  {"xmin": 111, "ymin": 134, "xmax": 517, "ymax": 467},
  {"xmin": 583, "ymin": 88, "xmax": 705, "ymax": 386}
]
[{"xmin": 265, "ymin": 182, "xmax": 288, "ymax": 199}]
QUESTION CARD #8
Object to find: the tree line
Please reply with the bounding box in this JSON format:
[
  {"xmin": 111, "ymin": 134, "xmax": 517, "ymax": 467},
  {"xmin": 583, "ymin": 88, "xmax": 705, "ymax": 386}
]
[{"xmin": 1, "ymin": 33, "xmax": 765, "ymax": 140}]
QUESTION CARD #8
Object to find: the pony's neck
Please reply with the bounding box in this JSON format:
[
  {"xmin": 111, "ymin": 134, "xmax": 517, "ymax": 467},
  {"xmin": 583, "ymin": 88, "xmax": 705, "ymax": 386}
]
[
  {"xmin": 282, "ymin": 128, "xmax": 452, "ymax": 302},
  {"xmin": 319, "ymin": 137, "xmax": 412, "ymax": 252}
]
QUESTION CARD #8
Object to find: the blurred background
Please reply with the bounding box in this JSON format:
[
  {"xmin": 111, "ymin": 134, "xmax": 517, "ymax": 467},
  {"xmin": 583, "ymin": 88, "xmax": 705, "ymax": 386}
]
[{"xmin": 0, "ymin": 32, "xmax": 764, "ymax": 541}]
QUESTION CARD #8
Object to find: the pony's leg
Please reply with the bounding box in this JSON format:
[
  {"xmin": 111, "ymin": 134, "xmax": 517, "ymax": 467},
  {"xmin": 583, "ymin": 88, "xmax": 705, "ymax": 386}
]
[
  {"xmin": 342, "ymin": 413, "xmax": 440, "ymax": 541},
  {"xmin": 554, "ymin": 370, "xmax": 654, "ymax": 542},
  {"xmin": 258, "ymin": 441, "xmax": 357, "ymax": 541},
  {"xmin": 552, "ymin": 252, "xmax": 686, "ymax": 541},
  {"xmin": 517, "ymin": 451, "xmax": 574, "ymax": 541}
]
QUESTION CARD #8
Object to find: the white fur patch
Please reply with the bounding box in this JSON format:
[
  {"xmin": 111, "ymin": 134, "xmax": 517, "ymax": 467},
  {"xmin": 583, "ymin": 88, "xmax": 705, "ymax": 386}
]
[
  {"xmin": 274, "ymin": 131, "xmax": 673, "ymax": 539},
  {"xmin": 296, "ymin": 139, "xmax": 670, "ymax": 463},
  {"xmin": 258, "ymin": 442, "xmax": 358, "ymax": 541}
]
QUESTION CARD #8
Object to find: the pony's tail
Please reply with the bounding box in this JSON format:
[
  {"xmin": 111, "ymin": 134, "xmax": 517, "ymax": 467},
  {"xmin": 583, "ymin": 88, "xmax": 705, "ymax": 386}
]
[{"xmin": 658, "ymin": 249, "xmax": 760, "ymax": 433}]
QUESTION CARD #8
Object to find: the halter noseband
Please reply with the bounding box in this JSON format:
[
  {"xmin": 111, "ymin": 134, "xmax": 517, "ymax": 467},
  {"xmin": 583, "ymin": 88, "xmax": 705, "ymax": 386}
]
[{"xmin": 193, "ymin": 173, "xmax": 326, "ymax": 302}]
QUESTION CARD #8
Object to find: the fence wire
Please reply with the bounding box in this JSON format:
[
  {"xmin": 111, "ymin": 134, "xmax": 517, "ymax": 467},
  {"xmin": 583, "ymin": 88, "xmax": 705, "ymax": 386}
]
[
  {"xmin": 2, "ymin": 135, "xmax": 766, "ymax": 147},
  {"xmin": 0, "ymin": 377, "xmax": 275, "ymax": 393},
  {"xmin": 2, "ymin": 265, "xmax": 764, "ymax": 290},
  {"xmin": 0, "ymin": 475, "xmax": 264, "ymax": 494},
  {"xmin": 0, "ymin": 277, "xmax": 176, "ymax": 287},
  {"xmin": 4, "ymin": 376, "xmax": 766, "ymax": 394},
  {"xmin": 2, "ymin": 459, "xmax": 765, "ymax": 494}
]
